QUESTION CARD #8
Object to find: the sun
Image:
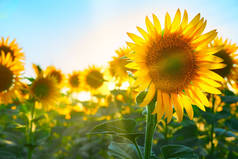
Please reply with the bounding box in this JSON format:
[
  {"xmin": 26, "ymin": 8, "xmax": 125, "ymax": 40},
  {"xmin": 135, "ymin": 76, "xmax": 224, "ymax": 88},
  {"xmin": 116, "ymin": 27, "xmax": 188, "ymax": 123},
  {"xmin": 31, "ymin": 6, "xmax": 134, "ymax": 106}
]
[
  {"xmin": 126, "ymin": 9, "xmax": 225, "ymax": 123},
  {"xmin": 0, "ymin": 52, "xmax": 24, "ymax": 104}
]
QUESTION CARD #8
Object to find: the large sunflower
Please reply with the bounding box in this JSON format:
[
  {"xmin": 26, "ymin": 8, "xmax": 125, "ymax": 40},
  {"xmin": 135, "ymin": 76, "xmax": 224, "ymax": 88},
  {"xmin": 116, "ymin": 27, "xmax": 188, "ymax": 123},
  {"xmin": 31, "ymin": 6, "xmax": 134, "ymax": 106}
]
[
  {"xmin": 45, "ymin": 66, "xmax": 65, "ymax": 87},
  {"xmin": 211, "ymin": 37, "xmax": 238, "ymax": 85},
  {"xmin": 68, "ymin": 71, "xmax": 82, "ymax": 92},
  {"xmin": 82, "ymin": 65, "xmax": 108, "ymax": 94},
  {"xmin": 109, "ymin": 47, "xmax": 134, "ymax": 85},
  {"xmin": 0, "ymin": 53, "xmax": 24, "ymax": 104},
  {"xmin": 30, "ymin": 68, "xmax": 59, "ymax": 106},
  {"xmin": 0, "ymin": 37, "xmax": 24, "ymax": 64},
  {"xmin": 126, "ymin": 9, "xmax": 225, "ymax": 123}
]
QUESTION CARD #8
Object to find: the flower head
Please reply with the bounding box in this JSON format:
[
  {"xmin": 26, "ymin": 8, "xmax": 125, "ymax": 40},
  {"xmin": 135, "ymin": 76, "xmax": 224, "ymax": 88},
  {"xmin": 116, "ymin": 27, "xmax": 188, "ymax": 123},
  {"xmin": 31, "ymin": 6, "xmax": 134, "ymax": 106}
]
[{"xmin": 126, "ymin": 9, "xmax": 225, "ymax": 123}]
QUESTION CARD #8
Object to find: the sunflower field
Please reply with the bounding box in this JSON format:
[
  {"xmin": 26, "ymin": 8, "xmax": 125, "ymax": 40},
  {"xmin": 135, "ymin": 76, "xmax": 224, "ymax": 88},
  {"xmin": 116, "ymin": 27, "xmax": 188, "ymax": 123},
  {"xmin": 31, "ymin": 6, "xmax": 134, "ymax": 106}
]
[{"xmin": 0, "ymin": 6, "xmax": 238, "ymax": 159}]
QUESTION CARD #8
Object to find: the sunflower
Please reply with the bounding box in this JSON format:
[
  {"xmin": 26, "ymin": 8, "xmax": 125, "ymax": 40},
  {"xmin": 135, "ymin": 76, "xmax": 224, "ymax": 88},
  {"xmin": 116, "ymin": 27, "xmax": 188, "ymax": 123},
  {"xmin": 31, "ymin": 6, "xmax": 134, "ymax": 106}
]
[
  {"xmin": 126, "ymin": 9, "xmax": 225, "ymax": 123},
  {"xmin": 0, "ymin": 37, "xmax": 24, "ymax": 64},
  {"xmin": 82, "ymin": 65, "xmax": 108, "ymax": 94},
  {"xmin": 45, "ymin": 66, "xmax": 65, "ymax": 86},
  {"xmin": 30, "ymin": 72, "xmax": 59, "ymax": 107},
  {"xmin": 109, "ymin": 47, "xmax": 134, "ymax": 85},
  {"xmin": 67, "ymin": 71, "xmax": 82, "ymax": 92},
  {"xmin": 0, "ymin": 52, "xmax": 24, "ymax": 104},
  {"xmin": 211, "ymin": 37, "xmax": 238, "ymax": 85}
]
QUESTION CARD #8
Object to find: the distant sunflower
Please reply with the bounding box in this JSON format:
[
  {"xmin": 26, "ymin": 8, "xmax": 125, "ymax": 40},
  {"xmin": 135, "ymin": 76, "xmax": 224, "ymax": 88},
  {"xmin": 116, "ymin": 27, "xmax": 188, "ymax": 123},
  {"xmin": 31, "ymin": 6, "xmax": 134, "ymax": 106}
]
[
  {"xmin": 211, "ymin": 37, "xmax": 238, "ymax": 85},
  {"xmin": 83, "ymin": 66, "xmax": 108, "ymax": 94},
  {"xmin": 0, "ymin": 53, "xmax": 24, "ymax": 104},
  {"xmin": 45, "ymin": 66, "xmax": 65, "ymax": 86},
  {"xmin": 0, "ymin": 37, "xmax": 24, "ymax": 64},
  {"xmin": 16, "ymin": 82, "xmax": 30, "ymax": 102},
  {"xmin": 68, "ymin": 71, "xmax": 82, "ymax": 92},
  {"xmin": 109, "ymin": 47, "xmax": 134, "ymax": 84},
  {"xmin": 30, "ymin": 74, "xmax": 59, "ymax": 106},
  {"xmin": 126, "ymin": 9, "xmax": 225, "ymax": 123}
]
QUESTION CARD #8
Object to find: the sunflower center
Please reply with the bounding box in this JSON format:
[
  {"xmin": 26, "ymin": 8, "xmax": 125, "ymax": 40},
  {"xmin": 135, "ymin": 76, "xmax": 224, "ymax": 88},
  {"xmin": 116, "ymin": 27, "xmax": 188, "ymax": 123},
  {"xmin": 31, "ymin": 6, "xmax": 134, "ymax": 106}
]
[
  {"xmin": 32, "ymin": 79, "xmax": 50, "ymax": 98},
  {"xmin": 0, "ymin": 46, "xmax": 15, "ymax": 60},
  {"xmin": 146, "ymin": 34, "xmax": 195, "ymax": 93},
  {"xmin": 0, "ymin": 65, "xmax": 14, "ymax": 92},
  {"xmin": 49, "ymin": 71, "xmax": 62, "ymax": 83},
  {"xmin": 69, "ymin": 75, "xmax": 80, "ymax": 87},
  {"xmin": 213, "ymin": 50, "xmax": 233, "ymax": 77},
  {"xmin": 86, "ymin": 70, "xmax": 104, "ymax": 89}
]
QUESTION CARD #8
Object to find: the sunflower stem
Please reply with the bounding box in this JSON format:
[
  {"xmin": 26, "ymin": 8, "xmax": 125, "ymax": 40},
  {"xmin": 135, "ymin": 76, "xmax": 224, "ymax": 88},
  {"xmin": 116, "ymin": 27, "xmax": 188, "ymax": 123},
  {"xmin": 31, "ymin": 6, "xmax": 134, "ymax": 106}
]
[
  {"xmin": 133, "ymin": 139, "xmax": 143, "ymax": 159},
  {"xmin": 27, "ymin": 101, "xmax": 36, "ymax": 159},
  {"xmin": 144, "ymin": 100, "xmax": 157, "ymax": 159},
  {"xmin": 210, "ymin": 94, "xmax": 215, "ymax": 156}
]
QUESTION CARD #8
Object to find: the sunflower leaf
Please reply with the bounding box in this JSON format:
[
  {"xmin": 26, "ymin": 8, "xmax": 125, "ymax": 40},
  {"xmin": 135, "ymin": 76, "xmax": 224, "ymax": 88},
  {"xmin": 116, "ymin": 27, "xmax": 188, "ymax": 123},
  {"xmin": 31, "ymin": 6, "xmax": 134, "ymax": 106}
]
[
  {"xmin": 89, "ymin": 119, "xmax": 143, "ymax": 142},
  {"xmin": 161, "ymin": 144, "xmax": 199, "ymax": 159}
]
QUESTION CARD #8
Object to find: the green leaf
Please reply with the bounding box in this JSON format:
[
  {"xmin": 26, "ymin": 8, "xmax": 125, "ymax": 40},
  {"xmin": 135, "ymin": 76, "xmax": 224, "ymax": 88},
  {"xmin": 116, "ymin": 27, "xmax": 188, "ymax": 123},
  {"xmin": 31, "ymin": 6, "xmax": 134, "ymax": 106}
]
[
  {"xmin": 108, "ymin": 142, "xmax": 142, "ymax": 159},
  {"xmin": 34, "ymin": 129, "xmax": 51, "ymax": 144},
  {"xmin": 136, "ymin": 91, "xmax": 147, "ymax": 105},
  {"xmin": 214, "ymin": 128, "xmax": 237, "ymax": 137},
  {"xmin": 89, "ymin": 119, "xmax": 143, "ymax": 142},
  {"xmin": 161, "ymin": 144, "xmax": 198, "ymax": 159},
  {"xmin": 0, "ymin": 151, "xmax": 16, "ymax": 159},
  {"xmin": 225, "ymin": 118, "xmax": 238, "ymax": 132},
  {"xmin": 0, "ymin": 139, "xmax": 16, "ymax": 146},
  {"xmin": 32, "ymin": 115, "xmax": 45, "ymax": 123},
  {"xmin": 220, "ymin": 96, "xmax": 238, "ymax": 104}
]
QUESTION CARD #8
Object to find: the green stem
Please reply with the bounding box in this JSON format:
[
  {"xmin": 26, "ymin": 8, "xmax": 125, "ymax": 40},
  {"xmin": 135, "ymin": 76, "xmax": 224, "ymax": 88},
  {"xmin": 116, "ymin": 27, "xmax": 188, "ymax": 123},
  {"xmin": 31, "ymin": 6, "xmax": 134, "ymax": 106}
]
[
  {"xmin": 133, "ymin": 139, "xmax": 143, "ymax": 159},
  {"xmin": 27, "ymin": 147, "xmax": 33, "ymax": 159},
  {"xmin": 210, "ymin": 95, "xmax": 215, "ymax": 156},
  {"xmin": 27, "ymin": 101, "xmax": 36, "ymax": 159},
  {"xmin": 144, "ymin": 100, "xmax": 157, "ymax": 159}
]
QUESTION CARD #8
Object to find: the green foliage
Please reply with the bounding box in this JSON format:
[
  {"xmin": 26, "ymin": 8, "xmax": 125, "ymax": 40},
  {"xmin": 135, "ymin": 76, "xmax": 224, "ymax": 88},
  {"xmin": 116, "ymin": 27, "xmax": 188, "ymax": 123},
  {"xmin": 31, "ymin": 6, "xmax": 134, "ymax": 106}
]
[{"xmin": 161, "ymin": 144, "xmax": 199, "ymax": 159}]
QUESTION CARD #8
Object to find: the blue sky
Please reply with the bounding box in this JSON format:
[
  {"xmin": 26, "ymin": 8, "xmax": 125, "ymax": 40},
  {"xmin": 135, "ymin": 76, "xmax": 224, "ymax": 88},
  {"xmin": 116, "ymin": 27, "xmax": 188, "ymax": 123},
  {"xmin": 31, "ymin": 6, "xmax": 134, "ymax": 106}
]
[{"xmin": 0, "ymin": 0, "xmax": 238, "ymax": 76}]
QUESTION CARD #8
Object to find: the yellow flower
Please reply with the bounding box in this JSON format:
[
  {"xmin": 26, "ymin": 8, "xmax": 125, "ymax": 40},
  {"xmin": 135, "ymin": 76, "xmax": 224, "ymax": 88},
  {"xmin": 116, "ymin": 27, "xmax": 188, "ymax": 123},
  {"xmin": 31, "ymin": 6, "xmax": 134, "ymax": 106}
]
[
  {"xmin": 0, "ymin": 52, "xmax": 24, "ymax": 104},
  {"xmin": 15, "ymin": 82, "xmax": 30, "ymax": 102},
  {"xmin": 67, "ymin": 71, "xmax": 82, "ymax": 92},
  {"xmin": 45, "ymin": 66, "xmax": 65, "ymax": 86},
  {"xmin": 30, "ymin": 66, "xmax": 59, "ymax": 106},
  {"xmin": 0, "ymin": 37, "xmax": 24, "ymax": 65},
  {"xmin": 82, "ymin": 65, "xmax": 108, "ymax": 94},
  {"xmin": 211, "ymin": 37, "xmax": 238, "ymax": 85},
  {"xmin": 126, "ymin": 9, "xmax": 225, "ymax": 123},
  {"xmin": 109, "ymin": 47, "xmax": 134, "ymax": 85},
  {"xmin": 208, "ymin": 95, "xmax": 225, "ymax": 112}
]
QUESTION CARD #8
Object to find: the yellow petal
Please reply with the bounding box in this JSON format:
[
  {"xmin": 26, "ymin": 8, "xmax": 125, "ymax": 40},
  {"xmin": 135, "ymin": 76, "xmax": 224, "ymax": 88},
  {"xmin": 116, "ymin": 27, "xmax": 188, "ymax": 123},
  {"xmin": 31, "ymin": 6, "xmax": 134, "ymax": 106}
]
[
  {"xmin": 126, "ymin": 42, "xmax": 137, "ymax": 49},
  {"xmin": 127, "ymin": 33, "xmax": 145, "ymax": 44},
  {"xmin": 152, "ymin": 14, "xmax": 162, "ymax": 33},
  {"xmin": 186, "ymin": 89, "xmax": 205, "ymax": 111},
  {"xmin": 154, "ymin": 90, "xmax": 164, "ymax": 122},
  {"xmin": 171, "ymin": 9, "xmax": 181, "ymax": 32},
  {"xmin": 164, "ymin": 12, "xmax": 171, "ymax": 33},
  {"xmin": 180, "ymin": 94, "xmax": 194, "ymax": 120},
  {"xmin": 140, "ymin": 83, "xmax": 156, "ymax": 107},
  {"xmin": 191, "ymin": 87, "xmax": 210, "ymax": 107},
  {"xmin": 162, "ymin": 93, "xmax": 173, "ymax": 123},
  {"xmin": 193, "ymin": 30, "xmax": 217, "ymax": 46},
  {"xmin": 171, "ymin": 93, "xmax": 184, "ymax": 122},
  {"xmin": 137, "ymin": 26, "xmax": 149, "ymax": 40},
  {"xmin": 181, "ymin": 10, "xmax": 188, "ymax": 28},
  {"xmin": 145, "ymin": 16, "xmax": 154, "ymax": 34},
  {"xmin": 195, "ymin": 82, "xmax": 221, "ymax": 94},
  {"xmin": 199, "ymin": 77, "xmax": 222, "ymax": 87}
]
